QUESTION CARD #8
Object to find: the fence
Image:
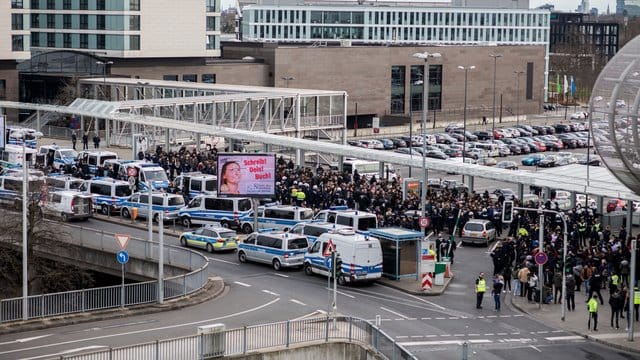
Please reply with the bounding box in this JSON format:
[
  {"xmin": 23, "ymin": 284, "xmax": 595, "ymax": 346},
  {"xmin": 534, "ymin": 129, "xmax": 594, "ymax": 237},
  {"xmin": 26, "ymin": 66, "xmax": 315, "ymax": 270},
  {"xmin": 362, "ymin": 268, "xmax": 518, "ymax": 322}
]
[
  {"xmin": 0, "ymin": 223, "xmax": 209, "ymax": 323},
  {"xmin": 56, "ymin": 316, "xmax": 417, "ymax": 360}
]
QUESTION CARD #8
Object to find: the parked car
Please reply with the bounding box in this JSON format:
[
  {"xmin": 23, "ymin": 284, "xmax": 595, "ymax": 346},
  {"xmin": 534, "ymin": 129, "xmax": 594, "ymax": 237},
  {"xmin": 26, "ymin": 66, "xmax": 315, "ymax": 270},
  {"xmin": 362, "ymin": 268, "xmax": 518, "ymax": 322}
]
[
  {"xmin": 435, "ymin": 133, "xmax": 457, "ymax": 144},
  {"xmin": 575, "ymin": 154, "xmax": 601, "ymax": 166},
  {"xmin": 570, "ymin": 112, "xmax": 588, "ymax": 120},
  {"xmin": 556, "ymin": 133, "xmax": 578, "ymax": 148},
  {"xmin": 473, "ymin": 130, "xmax": 493, "ymax": 140},
  {"xmin": 451, "ymin": 129, "xmax": 479, "ymax": 141},
  {"xmin": 521, "ymin": 154, "xmax": 547, "ymax": 166},
  {"xmin": 538, "ymin": 155, "xmax": 558, "ymax": 167},
  {"xmin": 477, "ymin": 157, "xmax": 497, "ymax": 166},
  {"xmin": 379, "ymin": 138, "xmax": 395, "ymax": 150},
  {"xmin": 493, "ymin": 129, "xmax": 506, "ymax": 139},
  {"xmin": 390, "ymin": 138, "xmax": 408, "ymax": 148},
  {"xmin": 491, "ymin": 188, "xmax": 518, "ymax": 201},
  {"xmin": 495, "ymin": 161, "xmax": 518, "ymax": 170},
  {"xmin": 445, "ymin": 123, "xmax": 464, "ymax": 132},
  {"xmin": 179, "ymin": 226, "xmax": 239, "ymax": 252},
  {"xmin": 516, "ymin": 124, "xmax": 539, "ymax": 136},
  {"xmin": 424, "ymin": 149, "xmax": 449, "ymax": 160},
  {"xmin": 554, "ymin": 123, "xmax": 573, "ymax": 134},
  {"xmin": 394, "ymin": 147, "xmax": 422, "ymax": 155}
]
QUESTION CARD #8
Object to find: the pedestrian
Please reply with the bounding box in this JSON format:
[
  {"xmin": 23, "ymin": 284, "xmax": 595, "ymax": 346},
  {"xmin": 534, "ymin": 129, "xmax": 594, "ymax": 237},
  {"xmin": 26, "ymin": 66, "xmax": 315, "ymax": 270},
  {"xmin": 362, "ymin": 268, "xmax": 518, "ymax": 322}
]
[
  {"xmin": 609, "ymin": 289, "xmax": 623, "ymax": 329},
  {"xmin": 82, "ymin": 131, "xmax": 89, "ymax": 150},
  {"xmin": 518, "ymin": 265, "xmax": 530, "ymax": 297},
  {"xmin": 475, "ymin": 272, "xmax": 486, "ymax": 309},
  {"xmin": 588, "ymin": 269, "xmax": 604, "ymax": 305},
  {"xmin": 634, "ymin": 286, "xmax": 640, "ymax": 322},
  {"xmin": 492, "ymin": 274, "xmax": 503, "ymax": 311},
  {"xmin": 93, "ymin": 133, "xmax": 100, "ymax": 149},
  {"xmin": 71, "ymin": 130, "xmax": 77, "ymax": 150},
  {"xmin": 527, "ymin": 272, "xmax": 538, "ymax": 303},
  {"xmin": 587, "ymin": 294, "xmax": 599, "ymax": 331},
  {"xmin": 565, "ymin": 273, "xmax": 576, "ymax": 311},
  {"xmin": 553, "ymin": 270, "xmax": 563, "ymax": 304}
]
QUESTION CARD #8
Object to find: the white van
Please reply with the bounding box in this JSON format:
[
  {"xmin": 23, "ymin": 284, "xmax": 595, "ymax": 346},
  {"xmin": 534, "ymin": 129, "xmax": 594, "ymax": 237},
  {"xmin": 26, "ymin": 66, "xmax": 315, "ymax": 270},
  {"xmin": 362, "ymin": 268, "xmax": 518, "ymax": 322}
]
[
  {"xmin": 313, "ymin": 206, "xmax": 349, "ymax": 223},
  {"xmin": 174, "ymin": 172, "xmax": 217, "ymax": 201},
  {"xmin": 120, "ymin": 192, "xmax": 185, "ymax": 222},
  {"xmin": 118, "ymin": 161, "xmax": 169, "ymax": 191},
  {"xmin": 0, "ymin": 144, "xmax": 37, "ymax": 170},
  {"xmin": 303, "ymin": 229, "xmax": 383, "ymax": 285},
  {"xmin": 238, "ymin": 231, "xmax": 309, "ymax": 270},
  {"xmin": 342, "ymin": 158, "xmax": 396, "ymax": 180},
  {"xmin": 77, "ymin": 150, "xmax": 118, "ymax": 175},
  {"xmin": 288, "ymin": 222, "xmax": 352, "ymax": 244},
  {"xmin": 333, "ymin": 210, "xmax": 378, "ymax": 232},
  {"xmin": 178, "ymin": 195, "xmax": 253, "ymax": 229},
  {"xmin": 6, "ymin": 127, "xmax": 42, "ymax": 149},
  {"xmin": 473, "ymin": 142, "xmax": 500, "ymax": 157},
  {"xmin": 0, "ymin": 173, "xmax": 44, "ymax": 208},
  {"xmin": 44, "ymin": 174, "xmax": 84, "ymax": 191},
  {"xmin": 42, "ymin": 190, "xmax": 93, "ymax": 221},
  {"xmin": 36, "ymin": 145, "xmax": 77, "ymax": 170},
  {"xmin": 238, "ymin": 204, "xmax": 314, "ymax": 234},
  {"xmin": 79, "ymin": 177, "xmax": 132, "ymax": 215}
]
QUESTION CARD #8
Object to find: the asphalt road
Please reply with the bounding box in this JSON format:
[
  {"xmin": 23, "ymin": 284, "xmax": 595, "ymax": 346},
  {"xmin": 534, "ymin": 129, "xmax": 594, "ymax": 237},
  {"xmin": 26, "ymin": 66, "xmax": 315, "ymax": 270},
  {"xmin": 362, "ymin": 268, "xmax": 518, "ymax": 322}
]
[{"xmin": 1, "ymin": 218, "xmax": 637, "ymax": 360}]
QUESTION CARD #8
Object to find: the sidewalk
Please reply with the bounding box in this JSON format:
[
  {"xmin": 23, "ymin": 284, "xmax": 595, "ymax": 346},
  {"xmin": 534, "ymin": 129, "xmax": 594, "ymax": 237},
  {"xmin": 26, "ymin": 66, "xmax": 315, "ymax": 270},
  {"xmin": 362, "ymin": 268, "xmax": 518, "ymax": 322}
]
[{"xmin": 510, "ymin": 286, "xmax": 640, "ymax": 354}]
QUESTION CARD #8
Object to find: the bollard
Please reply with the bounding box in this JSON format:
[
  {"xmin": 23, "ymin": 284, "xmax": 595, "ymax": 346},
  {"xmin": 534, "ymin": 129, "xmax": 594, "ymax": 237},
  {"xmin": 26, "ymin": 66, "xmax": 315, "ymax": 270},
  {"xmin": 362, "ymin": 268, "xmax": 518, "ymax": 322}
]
[
  {"xmin": 376, "ymin": 315, "xmax": 381, "ymax": 327},
  {"xmin": 461, "ymin": 341, "xmax": 468, "ymax": 360}
]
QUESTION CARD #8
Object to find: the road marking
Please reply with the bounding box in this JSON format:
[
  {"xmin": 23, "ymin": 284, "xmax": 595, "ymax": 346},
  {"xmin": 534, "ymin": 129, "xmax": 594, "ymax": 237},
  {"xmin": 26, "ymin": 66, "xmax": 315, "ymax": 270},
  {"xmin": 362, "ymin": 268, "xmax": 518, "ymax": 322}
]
[
  {"xmin": 545, "ymin": 335, "xmax": 584, "ymax": 341},
  {"xmin": 206, "ymin": 257, "xmax": 239, "ymax": 265},
  {"xmin": 484, "ymin": 333, "xmax": 494, "ymax": 336},
  {"xmin": 486, "ymin": 315, "xmax": 497, "ymax": 318},
  {"xmin": 496, "ymin": 333, "xmax": 507, "ymax": 335},
  {"xmin": 422, "ymin": 317, "xmax": 432, "ymax": 320},
  {"xmin": 529, "ymin": 345, "xmax": 542, "ymax": 352},
  {"xmin": 439, "ymin": 334, "xmax": 451, "ymax": 337},
  {"xmin": 435, "ymin": 317, "xmax": 445, "ymax": 320},
  {"xmin": 448, "ymin": 317, "xmax": 459, "ymax": 320},
  {"xmin": 444, "ymin": 291, "xmax": 467, "ymax": 296},
  {"xmin": 397, "ymin": 336, "xmax": 409, "ymax": 339},
  {"xmin": 386, "ymin": 288, "xmax": 446, "ymax": 310},
  {"xmin": 273, "ymin": 273, "xmax": 289, "ymax": 278},
  {"xmin": 468, "ymin": 333, "xmax": 480, "ymax": 336},
  {"xmin": 425, "ymin": 334, "xmax": 438, "ymax": 338},
  {"xmin": 380, "ymin": 307, "xmax": 411, "ymax": 320},
  {"xmin": 234, "ymin": 281, "xmax": 251, "ymax": 287},
  {"xmin": 537, "ymin": 331, "xmax": 548, "ymax": 334},
  {"xmin": 410, "ymin": 335, "xmax": 424, "ymax": 339},
  {"xmin": 453, "ymin": 334, "xmax": 464, "ymax": 337},
  {"xmin": 326, "ymin": 288, "xmax": 356, "ymax": 299},
  {"xmin": 0, "ymin": 335, "xmax": 52, "ymax": 346},
  {"xmin": 551, "ymin": 330, "xmax": 564, "ymax": 333},
  {"xmin": 290, "ymin": 299, "xmax": 306, "ymax": 306},
  {"xmin": 0, "ymin": 298, "xmax": 282, "ymax": 358},
  {"xmin": 262, "ymin": 290, "xmax": 279, "ymax": 296},
  {"xmin": 21, "ymin": 346, "xmax": 109, "ymax": 360}
]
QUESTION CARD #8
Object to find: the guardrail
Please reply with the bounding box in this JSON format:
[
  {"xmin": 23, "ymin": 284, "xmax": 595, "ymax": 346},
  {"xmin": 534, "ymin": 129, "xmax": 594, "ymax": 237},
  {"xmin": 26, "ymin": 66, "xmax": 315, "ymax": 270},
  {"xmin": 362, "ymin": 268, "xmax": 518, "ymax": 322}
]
[
  {"xmin": 0, "ymin": 223, "xmax": 209, "ymax": 323},
  {"xmin": 56, "ymin": 316, "xmax": 417, "ymax": 360}
]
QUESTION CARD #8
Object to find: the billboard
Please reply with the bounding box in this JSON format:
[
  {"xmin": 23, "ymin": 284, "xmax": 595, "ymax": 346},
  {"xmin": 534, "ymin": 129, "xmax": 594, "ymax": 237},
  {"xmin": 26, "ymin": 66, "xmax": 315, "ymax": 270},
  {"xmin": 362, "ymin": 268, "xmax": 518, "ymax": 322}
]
[{"xmin": 217, "ymin": 153, "xmax": 276, "ymax": 197}]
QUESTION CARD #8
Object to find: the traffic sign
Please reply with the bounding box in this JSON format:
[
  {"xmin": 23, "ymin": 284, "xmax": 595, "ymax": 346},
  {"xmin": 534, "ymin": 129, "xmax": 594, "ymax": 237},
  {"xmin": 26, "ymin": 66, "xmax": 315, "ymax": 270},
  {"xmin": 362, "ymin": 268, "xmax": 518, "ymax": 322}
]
[
  {"xmin": 323, "ymin": 239, "xmax": 336, "ymax": 257},
  {"xmin": 128, "ymin": 176, "xmax": 136, "ymax": 186},
  {"xmin": 419, "ymin": 216, "xmax": 430, "ymax": 228},
  {"xmin": 127, "ymin": 167, "xmax": 137, "ymax": 177},
  {"xmin": 115, "ymin": 234, "xmax": 131, "ymax": 250},
  {"xmin": 116, "ymin": 250, "xmax": 129, "ymax": 264},
  {"xmin": 534, "ymin": 252, "xmax": 548, "ymax": 265}
]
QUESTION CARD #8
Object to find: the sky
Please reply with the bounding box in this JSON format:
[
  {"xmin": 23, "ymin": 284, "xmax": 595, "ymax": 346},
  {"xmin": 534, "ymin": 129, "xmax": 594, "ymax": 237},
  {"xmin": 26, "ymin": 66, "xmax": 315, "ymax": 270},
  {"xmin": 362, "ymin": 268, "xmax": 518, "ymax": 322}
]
[{"xmin": 221, "ymin": 0, "xmax": 617, "ymax": 12}]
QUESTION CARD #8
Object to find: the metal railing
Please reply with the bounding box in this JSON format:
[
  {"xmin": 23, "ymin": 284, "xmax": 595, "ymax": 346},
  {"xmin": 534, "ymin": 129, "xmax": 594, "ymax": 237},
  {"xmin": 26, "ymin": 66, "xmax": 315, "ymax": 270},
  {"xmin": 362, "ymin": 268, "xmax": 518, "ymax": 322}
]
[
  {"xmin": 56, "ymin": 316, "xmax": 417, "ymax": 360},
  {"xmin": 0, "ymin": 224, "xmax": 209, "ymax": 323}
]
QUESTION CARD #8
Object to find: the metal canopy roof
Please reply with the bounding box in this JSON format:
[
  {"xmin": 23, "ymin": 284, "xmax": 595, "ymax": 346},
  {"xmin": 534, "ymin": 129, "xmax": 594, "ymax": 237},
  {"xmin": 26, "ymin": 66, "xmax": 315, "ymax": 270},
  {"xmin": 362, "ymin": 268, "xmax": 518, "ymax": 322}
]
[{"xmin": 1, "ymin": 100, "xmax": 638, "ymax": 202}]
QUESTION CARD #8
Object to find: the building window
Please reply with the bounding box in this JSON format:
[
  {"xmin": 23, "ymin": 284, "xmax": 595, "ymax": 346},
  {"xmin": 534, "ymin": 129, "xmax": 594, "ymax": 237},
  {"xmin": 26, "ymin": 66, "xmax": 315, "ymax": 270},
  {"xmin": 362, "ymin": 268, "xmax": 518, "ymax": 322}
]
[
  {"xmin": 206, "ymin": 0, "xmax": 216, "ymax": 12},
  {"xmin": 129, "ymin": 35, "xmax": 140, "ymax": 50},
  {"xmin": 129, "ymin": 15, "xmax": 140, "ymax": 30},
  {"xmin": 31, "ymin": 14, "xmax": 40, "ymax": 28},
  {"xmin": 0, "ymin": 80, "xmax": 6, "ymax": 99},
  {"xmin": 97, "ymin": 0, "xmax": 105, "ymax": 10},
  {"xmin": 80, "ymin": 0, "xmax": 88, "ymax": 10},
  {"xmin": 428, "ymin": 65, "xmax": 442, "ymax": 111},
  {"xmin": 526, "ymin": 62, "xmax": 533, "ymax": 100},
  {"xmin": 207, "ymin": 16, "xmax": 217, "ymax": 31},
  {"xmin": 47, "ymin": 32, "xmax": 55, "ymax": 47},
  {"xmin": 390, "ymin": 66, "xmax": 405, "ymax": 114},
  {"xmin": 63, "ymin": 14, "xmax": 71, "ymax": 29},
  {"xmin": 80, "ymin": 33, "xmax": 88, "ymax": 48},
  {"xmin": 97, "ymin": 34, "xmax": 105, "ymax": 49},
  {"xmin": 130, "ymin": 0, "xmax": 140, "ymax": 11},
  {"xmin": 11, "ymin": 0, "xmax": 24, "ymax": 9},
  {"xmin": 47, "ymin": 0, "xmax": 55, "ymax": 9},
  {"xmin": 47, "ymin": 14, "xmax": 55, "ymax": 29},
  {"xmin": 97, "ymin": 15, "xmax": 105, "ymax": 30},
  {"xmin": 80, "ymin": 15, "xmax": 88, "ymax": 29},
  {"xmin": 202, "ymin": 74, "xmax": 216, "ymax": 83},
  {"xmin": 12, "ymin": 14, "xmax": 24, "ymax": 30},
  {"xmin": 410, "ymin": 65, "xmax": 423, "ymax": 112},
  {"xmin": 63, "ymin": 0, "xmax": 71, "ymax": 10},
  {"xmin": 63, "ymin": 33, "xmax": 72, "ymax": 48},
  {"xmin": 183, "ymin": 74, "xmax": 197, "ymax": 82},
  {"xmin": 30, "ymin": 0, "xmax": 39, "ymax": 9},
  {"xmin": 206, "ymin": 35, "xmax": 218, "ymax": 50},
  {"xmin": 31, "ymin": 33, "xmax": 40, "ymax": 47},
  {"xmin": 12, "ymin": 35, "xmax": 24, "ymax": 51},
  {"xmin": 163, "ymin": 75, "xmax": 178, "ymax": 81}
]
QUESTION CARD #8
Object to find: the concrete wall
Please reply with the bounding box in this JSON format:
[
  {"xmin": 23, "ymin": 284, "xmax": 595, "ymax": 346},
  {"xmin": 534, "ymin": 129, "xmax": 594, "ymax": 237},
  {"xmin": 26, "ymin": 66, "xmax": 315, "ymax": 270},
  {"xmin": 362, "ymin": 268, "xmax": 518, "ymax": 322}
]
[{"xmin": 227, "ymin": 342, "xmax": 385, "ymax": 360}]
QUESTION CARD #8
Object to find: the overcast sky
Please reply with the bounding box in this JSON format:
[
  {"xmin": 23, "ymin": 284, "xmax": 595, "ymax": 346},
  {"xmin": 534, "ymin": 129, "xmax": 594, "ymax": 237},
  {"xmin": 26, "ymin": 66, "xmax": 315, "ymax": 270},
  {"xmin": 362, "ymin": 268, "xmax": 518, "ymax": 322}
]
[{"xmin": 222, "ymin": 0, "xmax": 617, "ymax": 13}]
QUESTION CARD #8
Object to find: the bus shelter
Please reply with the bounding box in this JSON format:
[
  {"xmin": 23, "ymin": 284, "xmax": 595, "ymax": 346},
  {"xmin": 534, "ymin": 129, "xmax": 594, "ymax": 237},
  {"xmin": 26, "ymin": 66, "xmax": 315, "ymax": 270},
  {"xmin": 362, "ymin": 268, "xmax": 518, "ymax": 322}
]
[{"xmin": 368, "ymin": 227, "xmax": 424, "ymax": 280}]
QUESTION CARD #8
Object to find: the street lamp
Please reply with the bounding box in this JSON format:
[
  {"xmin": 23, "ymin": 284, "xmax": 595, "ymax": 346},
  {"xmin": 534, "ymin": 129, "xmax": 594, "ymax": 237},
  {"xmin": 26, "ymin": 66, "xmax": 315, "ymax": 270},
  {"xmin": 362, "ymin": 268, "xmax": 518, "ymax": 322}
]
[
  {"xmin": 458, "ymin": 65, "xmax": 475, "ymax": 169},
  {"xmin": 282, "ymin": 76, "xmax": 295, "ymax": 88},
  {"xmin": 96, "ymin": 60, "xmax": 113, "ymax": 100},
  {"xmin": 514, "ymin": 70, "xmax": 524, "ymax": 127},
  {"xmin": 490, "ymin": 54, "xmax": 502, "ymax": 139},
  {"xmin": 14, "ymin": 131, "xmax": 29, "ymax": 320},
  {"xmin": 413, "ymin": 51, "xmax": 442, "ymax": 220}
]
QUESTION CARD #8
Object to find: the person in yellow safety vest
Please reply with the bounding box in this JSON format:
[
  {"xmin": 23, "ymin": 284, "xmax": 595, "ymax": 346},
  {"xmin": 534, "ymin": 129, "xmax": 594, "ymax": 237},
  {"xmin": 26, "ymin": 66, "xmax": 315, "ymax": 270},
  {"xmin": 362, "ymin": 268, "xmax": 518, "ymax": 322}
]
[
  {"xmin": 517, "ymin": 227, "xmax": 529, "ymax": 238},
  {"xmin": 290, "ymin": 187, "xmax": 297, "ymax": 203},
  {"xmin": 475, "ymin": 272, "xmax": 486, "ymax": 309},
  {"xmin": 296, "ymin": 189, "xmax": 306, "ymax": 206},
  {"xmin": 634, "ymin": 287, "xmax": 640, "ymax": 322},
  {"xmin": 609, "ymin": 272, "xmax": 619, "ymax": 295},
  {"xmin": 587, "ymin": 294, "xmax": 599, "ymax": 331}
]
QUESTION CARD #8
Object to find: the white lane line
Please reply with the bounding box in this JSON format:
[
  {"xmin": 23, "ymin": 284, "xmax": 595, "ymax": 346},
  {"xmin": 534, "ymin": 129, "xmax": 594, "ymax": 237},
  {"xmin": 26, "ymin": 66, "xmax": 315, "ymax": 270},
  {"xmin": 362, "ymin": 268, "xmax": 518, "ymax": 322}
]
[
  {"xmin": 262, "ymin": 290, "xmax": 279, "ymax": 296},
  {"xmin": 273, "ymin": 273, "xmax": 289, "ymax": 278},
  {"xmin": 400, "ymin": 340, "xmax": 471, "ymax": 346},
  {"xmin": 503, "ymin": 338, "xmax": 535, "ymax": 343},
  {"xmin": 510, "ymin": 332, "xmax": 520, "ymax": 335},
  {"xmin": 422, "ymin": 317, "xmax": 432, "ymax": 320},
  {"xmin": 529, "ymin": 345, "xmax": 542, "ymax": 353},
  {"xmin": 449, "ymin": 317, "xmax": 460, "ymax": 320},
  {"xmin": 439, "ymin": 334, "xmax": 452, "ymax": 337},
  {"xmin": 499, "ymin": 315, "xmax": 510, "ymax": 318},
  {"xmin": 486, "ymin": 315, "xmax": 498, "ymax": 318},
  {"xmin": 545, "ymin": 335, "xmax": 587, "ymax": 341},
  {"xmin": 290, "ymin": 299, "xmax": 306, "ymax": 306},
  {"xmin": 396, "ymin": 336, "xmax": 409, "ymax": 339},
  {"xmin": 0, "ymin": 334, "xmax": 52, "ymax": 346},
  {"xmin": 206, "ymin": 257, "xmax": 239, "ymax": 265},
  {"xmin": 233, "ymin": 281, "xmax": 251, "ymax": 287},
  {"xmin": 497, "ymin": 333, "xmax": 507, "ymax": 335},
  {"xmin": 484, "ymin": 333, "xmax": 494, "ymax": 336},
  {"xmin": 468, "ymin": 333, "xmax": 480, "ymax": 336},
  {"xmin": 410, "ymin": 335, "xmax": 424, "ymax": 339},
  {"xmin": 453, "ymin": 334, "xmax": 464, "ymax": 337},
  {"xmin": 513, "ymin": 314, "xmax": 524, "ymax": 317},
  {"xmin": 326, "ymin": 288, "xmax": 356, "ymax": 299},
  {"xmin": 380, "ymin": 307, "xmax": 411, "ymax": 320},
  {"xmin": 469, "ymin": 339, "xmax": 492, "ymax": 344},
  {"xmin": 386, "ymin": 288, "xmax": 446, "ymax": 310},
  {"xmin": 551, "ymin": 330, "xmax": 564, "ymax": 333},
  {"xmin": 407, "ymin": 318, "xmax": 418, "ymax": 321},
  {"xmin": 537, "ymin": 331, "xmax": 549, "ymax": 334},
  {"xmin": 435, "ymin": 317, "xmax": 446, "ymax": 320},
  {"xmin": 425, "ymin": 334, "xmax": 438, "ymax": 338},
  {"xmin": 477, "ymin": 316, "xmax": 485, "ymax": 318}
]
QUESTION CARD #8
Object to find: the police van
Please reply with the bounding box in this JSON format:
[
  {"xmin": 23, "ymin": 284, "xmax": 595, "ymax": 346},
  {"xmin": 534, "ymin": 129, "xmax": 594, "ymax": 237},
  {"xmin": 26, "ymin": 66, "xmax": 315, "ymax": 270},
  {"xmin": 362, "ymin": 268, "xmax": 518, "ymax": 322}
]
[
  {"xmin": 288, "ymin": 222, "xmax": 352, "ymax": 244},
  {"xmin": 238, "ymin": 204, "xmax": 314, "ymax": 234},
  {"xmin": 118, "ymin": 161, "xmax": 169, "ymax": 191},
  {"xmin": 303, "ymin": 229, "xmax": 383, "ymax": 285},
  {"xmin": 0, "ymin": 144, "xmax": 37, "ymax": 170},
  {"xmin": 79, "ymin": 177, "xmax": 132, "ymax": 215},
  {"xmin": 174, "ymin": 172, "xmax": 217, "ymax": 201},
  {"xmin": 333, "ymin": 210, "xmax": 378, "ymax": 232},
  {"xmin": 6, "ymin": 127, "xmax": 42, "ymax": 149},
  {"xmin": 36, "ymin": 145, "xmax": 78, "ymax": 170},
  {"xmin": 120, "ymin": 192, "xmax": 185, "ymax": 222},
  {"xmin": 77, "ymin": 150, "xmax": 118, "ymax": 175},
  {"xmin": 312, "ymin": 205, "xmax": 349, "ymax": 223},
  {"xmin": 238, "ymin": 231, "xmax": 309, "ymax": 271},
  {"xmin": 44, "ymin": 174, "xmax": 84, "ymax": 191},
  {"xmin": 178, "ymin": 195, "xmax": 252, "ymax": 229},
  {"xmin": 42, "ymin": 190, "xmax": 93, "ymax": 221},
  {"xmin": 0, "ymin": 173, "xmax": 44, "ymax": 208}
]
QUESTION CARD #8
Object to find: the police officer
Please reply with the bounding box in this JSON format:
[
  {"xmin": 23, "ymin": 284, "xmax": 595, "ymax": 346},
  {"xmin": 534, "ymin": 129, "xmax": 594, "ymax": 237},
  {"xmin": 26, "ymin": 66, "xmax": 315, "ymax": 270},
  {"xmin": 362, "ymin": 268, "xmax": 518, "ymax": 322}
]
[
  {"xmin": 296, "ymin": 187, "xmax": 306, "ymax": 206},
  {"xmin": 635, "ymin": 287, "xmax": 640, "ymax": 322},
  {"xmin": 476, "ymin": 272, "xmax": 486, "ymax": 309},
  {"xmin": 609, "ymin": 271, "xmax": 620, "ymax": 295},
  {"xmin": 588, "ymin": 293, "xmax": 599, "ymax": 331}
]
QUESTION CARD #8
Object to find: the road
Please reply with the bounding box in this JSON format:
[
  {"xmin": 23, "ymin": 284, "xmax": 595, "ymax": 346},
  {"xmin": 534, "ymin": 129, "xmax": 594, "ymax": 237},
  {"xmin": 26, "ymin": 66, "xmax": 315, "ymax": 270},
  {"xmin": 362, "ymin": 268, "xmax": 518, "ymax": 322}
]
[{"xmin": 1, "ymin": 218, "xmax": 637, "ymax": 359}]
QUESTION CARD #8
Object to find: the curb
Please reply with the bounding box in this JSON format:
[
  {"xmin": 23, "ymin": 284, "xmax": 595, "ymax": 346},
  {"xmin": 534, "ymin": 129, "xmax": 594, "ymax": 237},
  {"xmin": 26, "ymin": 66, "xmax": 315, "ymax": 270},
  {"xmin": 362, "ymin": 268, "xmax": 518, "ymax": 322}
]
[
  {"xmin": 0, "ymin": 277, "xmax": 226, "ymax": 335},
  {"xmin": 376, "ymin": 276, "xmax": 453, "ymax": 296}
]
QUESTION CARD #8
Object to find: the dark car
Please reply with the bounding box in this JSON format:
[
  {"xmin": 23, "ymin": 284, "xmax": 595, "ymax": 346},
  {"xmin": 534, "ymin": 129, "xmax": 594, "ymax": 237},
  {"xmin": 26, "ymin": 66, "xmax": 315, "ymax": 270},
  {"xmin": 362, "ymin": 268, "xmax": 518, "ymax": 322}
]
[
  {"xmin": 553, "ymin": 123, "xmax": 572, "ymax": 133},
  {"xmin": 538, "ymin": 155, "xmax": 558, "ymax": 167},
  {"xmin": 502, "ymin": 138, "xmax": 529, "ymax": 154},
  {"xmin": 448, "ymin": 132, "xmax": 466, "ymax": 142},
  {"xmin": 435, "ymin": 133, "xmax": 457, "ymax": 144},
  {"xmin": 473, "ymin": 130, "xmax": 493, "ymax": 140},
  {"xmin": 425, "ymin": 149, "xmax": 449, "ymax": 160},
  {"xmin": 443, "ymin": 147, "xmax": 462, "ymax": 157},
  {"xmin": 390, "ymin": 138, "xmax": 408, "ymax": 148},
  {"xmin": 516, "ymin": 124, "xmax": 539, "ymax": 136},
  {"xmin": 445, "ymin": 123, "xmax": 464, "ymax": 132},
  {"xmin": 556, "ymin": 134, "xmax": 578, "ymax": 149},
  {"xmin": 492, "ymin": 188, "xmax": 518, "ymax": 201},
  {"xmin": 495, "ymin": 161, "xmax": 519, "ymax": 170}
]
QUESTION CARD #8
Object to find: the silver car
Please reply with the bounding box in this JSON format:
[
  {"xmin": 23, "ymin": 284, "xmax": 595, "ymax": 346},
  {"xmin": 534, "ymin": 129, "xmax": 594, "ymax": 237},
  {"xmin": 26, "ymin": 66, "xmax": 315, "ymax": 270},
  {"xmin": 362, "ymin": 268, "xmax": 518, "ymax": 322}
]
[{"xmin": 460, "ymin": 219, "xmax": 496, "ymax": 246}]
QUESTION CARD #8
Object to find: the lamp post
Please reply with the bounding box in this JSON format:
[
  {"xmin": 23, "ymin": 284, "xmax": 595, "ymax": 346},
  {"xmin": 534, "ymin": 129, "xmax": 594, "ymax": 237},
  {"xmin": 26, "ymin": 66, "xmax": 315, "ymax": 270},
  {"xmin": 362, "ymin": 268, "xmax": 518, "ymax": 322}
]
[
  {"xmin": 20, "ymin": 131, "xmax": 28, "ymax": 320},
  {"xmin": 413, "ymin": 51, "xmax": 441, "ymax": 220},
  {"xmin": 96, "ymin": 60, "xmax": 113, "ymax": 100},
  {"xmin": 458, "ymin": 65, "xmax": 475, "ymax": 170},
  {"xmin": 514, "ymin": 70, "xmax": 524, "ymax": 127},
  {"xmin": 282, "ymin": 76, "xmax": 295, "ymax": 88},
  {"xmin": 490, "ymin": 54, "xmax": 502, "ymax": 139}
]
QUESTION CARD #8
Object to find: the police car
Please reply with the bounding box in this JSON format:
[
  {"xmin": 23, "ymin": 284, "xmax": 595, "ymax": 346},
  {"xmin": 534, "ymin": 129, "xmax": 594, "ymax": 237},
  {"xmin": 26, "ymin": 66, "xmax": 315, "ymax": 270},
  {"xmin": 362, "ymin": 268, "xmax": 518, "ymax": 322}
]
[{"xmin": 179, "ymin": 225, "xmax": 239, "ymax": 253}]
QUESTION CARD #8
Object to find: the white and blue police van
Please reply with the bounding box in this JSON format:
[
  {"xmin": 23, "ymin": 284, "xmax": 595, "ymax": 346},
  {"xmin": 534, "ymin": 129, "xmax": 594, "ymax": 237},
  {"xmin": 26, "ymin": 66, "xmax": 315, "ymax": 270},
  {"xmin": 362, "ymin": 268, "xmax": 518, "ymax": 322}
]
[
  {"xmin": 288, "ymin": 222, "xmax": 352, "ymax": 244},
  {"xmin": 44, "ymin": 174, "xmax": 84, "ymax": 191},
  {"xmin": 0, "ymin": 144, "xmax": 37, "ymax": 170},
  {"xmin": 120, "ymin": 192, "xmax": 185, "ymax": 223},
  {"xmin": 333, "ymin": 210, "xmax": 379, "ymax": 232},
  {"xmin": 178, "ymin": 195, "xmax": 252, "ymax": 229},
  {"xmin": 238, "ymin": 231, "xmax": 309, "ymax": 271},
  {"xmin": 238, "ymin": 204, "xmax": 315, "ymax": 234},
  {"xmin": 6, "ymin": 127, "xmax": 42, "ymax": 149},
  {"xmin": 303, "ymin": 228, "xmax": 383, "ymax": 285},
  {"xmin": 118, "ymin": 161, "xmax": 169, "ymax": 191},
  {"xmin": 174, "ymin": 172, "xmax": 217, "ymax": 201},
  {"xmin": 0, "ymin": 173, "xmax": 44, "ymax": 209},
  {"xmin": 77, "ymin": 150, "xmax": 118, "ymax": 175},
  {"xmin": 36, "ymin": 145, "xmax": 77, "ymax": 170},
  {"xmin": 78, "ymin": 177, "xmax": 132, "ymax": 215},
  {"xmin": 312, "ymin": 205, "xmax": 349, "ymax": 223}
]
